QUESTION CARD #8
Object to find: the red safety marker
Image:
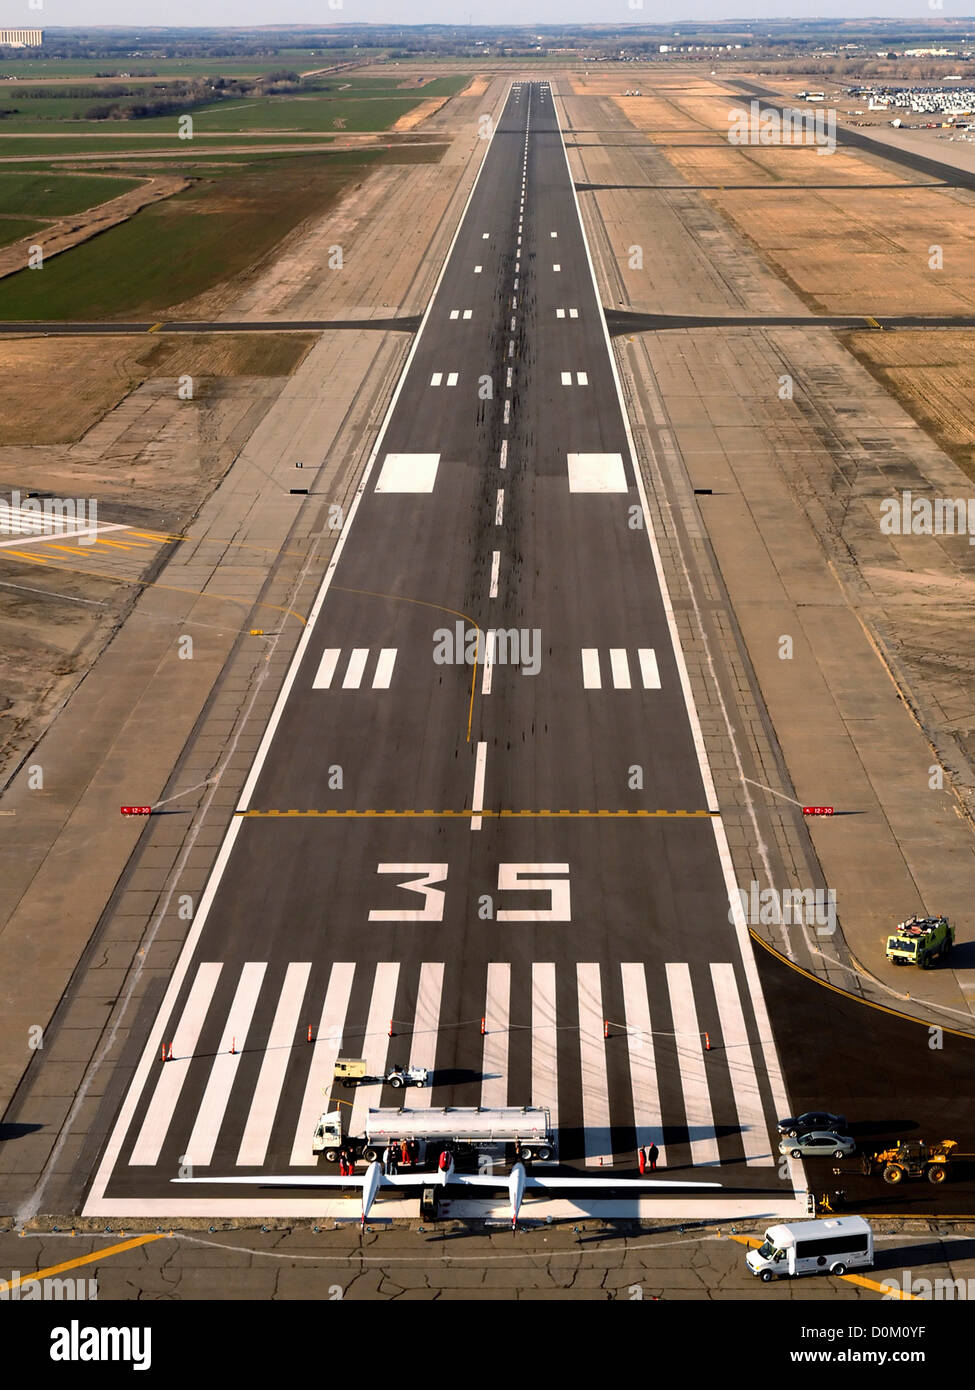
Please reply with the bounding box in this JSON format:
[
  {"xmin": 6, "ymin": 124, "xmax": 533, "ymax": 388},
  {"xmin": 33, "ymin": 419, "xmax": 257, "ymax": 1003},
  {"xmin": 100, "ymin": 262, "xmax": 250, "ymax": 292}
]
[
  {"xmin": 388, "ymin": 1019, "xmax": 394, "ymax": 1037},
  {"xmin": 480, "ymin": 1017, "xmax": 486, "ymax": 1035},
  {"xmin": 604, "ymin": 1019, "xmax": 610, "ymax": 1039},
  {"xmin": 704, "ymin": 1031, "xmax": 711, "ymax": 1051},
  {"xmin": 161, "ymin": 1042, "xmax": 173, "ymax": 1062},
  {"xmin": 230, "ymin": 1037, "xmax": 236, "ymax": 1055},
  {"xmin": 802, "ymin": 806, "xmax": 834, "ymax": 817},
  {"xmin": 307, "ymin": 1024, "xmax": 313, "ymax": 1043},
  {"xmin": 121, "ymin": 806, "xmax": 152, "ymax": 816}
]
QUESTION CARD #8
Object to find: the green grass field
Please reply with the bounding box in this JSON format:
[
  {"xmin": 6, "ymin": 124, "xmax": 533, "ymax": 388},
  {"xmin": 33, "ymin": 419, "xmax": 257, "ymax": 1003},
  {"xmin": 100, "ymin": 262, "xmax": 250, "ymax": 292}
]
[
  {"xmin": 0, "ymin": 217, "xmax": 43, "ymax": 248},
  {"xmin": 0, "ymin": 170, "xmax": 139, "ymax": 215},
  {"xmin": 0, "ymin": 51, "xmax": 364, "ymax": 78},
  {"xmin": 0, "ymin": 149, "xmax": 427, "ymax": 319}
]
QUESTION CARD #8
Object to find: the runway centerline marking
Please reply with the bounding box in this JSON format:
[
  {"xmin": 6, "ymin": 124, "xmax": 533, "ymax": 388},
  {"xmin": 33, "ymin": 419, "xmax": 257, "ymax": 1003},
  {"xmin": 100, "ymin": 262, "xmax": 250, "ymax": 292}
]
[{"xmin": 471, "ymin": 741, "xmax": 488, "ymax": 832}]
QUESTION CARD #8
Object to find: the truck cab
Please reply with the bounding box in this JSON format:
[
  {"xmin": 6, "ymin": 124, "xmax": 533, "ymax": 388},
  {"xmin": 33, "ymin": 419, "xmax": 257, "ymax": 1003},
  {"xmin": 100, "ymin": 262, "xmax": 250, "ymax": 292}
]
[{"xmin": 311, "ymin": 1111, "xmax": 344, "ymax": 1162}]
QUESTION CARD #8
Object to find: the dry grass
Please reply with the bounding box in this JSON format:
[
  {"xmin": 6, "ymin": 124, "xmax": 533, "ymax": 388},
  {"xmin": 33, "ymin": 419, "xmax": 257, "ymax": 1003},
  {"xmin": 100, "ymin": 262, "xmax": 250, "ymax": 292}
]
[{"xmin": 0, "ymin": 332, "xmax": 315, "ymax": 446}]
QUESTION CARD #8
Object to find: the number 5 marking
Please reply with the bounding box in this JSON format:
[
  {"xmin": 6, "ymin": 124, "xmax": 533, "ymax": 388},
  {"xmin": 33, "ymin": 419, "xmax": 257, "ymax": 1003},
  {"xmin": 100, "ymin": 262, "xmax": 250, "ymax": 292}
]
[
  {"xmin": 496, "ymin": 863, "xmax": 571, "ymax": 922},
  {"xmin": 368, "ymin": 864, "xmax": 449, "ymax": 922}
]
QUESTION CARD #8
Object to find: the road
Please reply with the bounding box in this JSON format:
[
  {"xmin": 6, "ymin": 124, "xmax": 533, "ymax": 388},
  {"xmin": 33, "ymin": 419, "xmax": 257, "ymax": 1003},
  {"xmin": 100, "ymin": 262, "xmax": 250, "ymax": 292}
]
[{"xmin": 82, "ymin": 80, "xmax": 801, "ymax": 1222}]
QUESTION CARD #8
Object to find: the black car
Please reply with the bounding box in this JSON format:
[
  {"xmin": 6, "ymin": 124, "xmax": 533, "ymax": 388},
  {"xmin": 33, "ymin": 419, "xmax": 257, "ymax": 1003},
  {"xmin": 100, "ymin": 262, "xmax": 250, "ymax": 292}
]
[{"xmin": 777, "ymin": 1111, "xmax": 848, "ymax": 1139}]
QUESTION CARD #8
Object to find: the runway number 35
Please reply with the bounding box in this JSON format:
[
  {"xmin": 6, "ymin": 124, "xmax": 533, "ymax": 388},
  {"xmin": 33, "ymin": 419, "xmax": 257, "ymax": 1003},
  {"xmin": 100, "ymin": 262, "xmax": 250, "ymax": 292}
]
[{"xmin": 368, "ymin": 863, "xmax": 571, "ymax": 922}]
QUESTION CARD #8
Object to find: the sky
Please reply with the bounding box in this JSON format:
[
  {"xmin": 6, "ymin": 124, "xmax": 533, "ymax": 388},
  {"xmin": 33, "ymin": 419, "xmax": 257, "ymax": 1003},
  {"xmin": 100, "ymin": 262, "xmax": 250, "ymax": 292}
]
[{"xmin": 1, "ymin": 3, "xmax": 968, "ymax": 30}]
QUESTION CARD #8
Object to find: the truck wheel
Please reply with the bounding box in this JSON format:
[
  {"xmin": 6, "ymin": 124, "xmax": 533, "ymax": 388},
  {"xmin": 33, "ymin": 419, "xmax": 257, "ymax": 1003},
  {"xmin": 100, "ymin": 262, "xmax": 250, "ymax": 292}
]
[
  {"xmin": 415, "ymin": 1080, "xmax": 425, "ymax": 1088},
  {"xmin": 830, "ymin": 1263, "xmax": 847, "ymax": 1277},
  {"xmin": 791, "ymin": 1148, "xmax": 802, "ymax": 1159},
  {"xmin": 521, "ymin": 1147, "xmax": 533, "ymax": 1161},
  {"xmin": 362, "ymin": 1146, "xmax": 378, "ymax": 1162},
  {"xmin": 324, "ymin": 1149, "xmax": 339, "ymax": 1164},
  {"xmin": 928, "ymin": 1165, "xmax": 947, "ymax": 1184},
  {"xmin": 921, "ymin": 955, "xmax": 931, "ymax": 969},
  {"xmin": 760, "ymin": 1270, "xmax": 774, "ymax": 1282},
  {"xmin": 388, "ymin": 1076, "xmax": 404, "ymax": 1088},
  {"xmin": 883, "ymin": 1165, "xmax": 904, "ymax": 1184},
  {"xmin": 535, "ymin": 1146, "xmax": 551, "ymax": 1161}
]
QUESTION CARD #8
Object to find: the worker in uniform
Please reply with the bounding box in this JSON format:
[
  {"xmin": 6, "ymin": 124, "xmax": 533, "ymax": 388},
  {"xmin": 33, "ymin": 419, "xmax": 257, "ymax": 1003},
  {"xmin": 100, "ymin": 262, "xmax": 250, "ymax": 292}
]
[
  {"xmin": 638, "ymin": 1146, "xmax": 646, "ymax": 1176},
  {"xmin": 400, "ymin": 1139, "xmax": 410, "ymax": 1168},
  {"xmin": 386, "ymin": 1143, "xmax": 398, "ymax": 1176},
  {"xmin": 647, "ymin": 1140, "xmax": 659, "ymax": 1172}
]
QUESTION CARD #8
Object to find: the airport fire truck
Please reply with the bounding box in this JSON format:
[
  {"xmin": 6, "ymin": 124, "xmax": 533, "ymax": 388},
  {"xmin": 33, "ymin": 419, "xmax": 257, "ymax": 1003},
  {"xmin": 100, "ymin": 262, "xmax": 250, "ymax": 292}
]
[
  {"xmin": 312, "ymin": 1106, "xmax": 556, "ymax": 1164},
  {"xmin": 884, "ymin": 915, "xmax": 954, "ymax": 969}
]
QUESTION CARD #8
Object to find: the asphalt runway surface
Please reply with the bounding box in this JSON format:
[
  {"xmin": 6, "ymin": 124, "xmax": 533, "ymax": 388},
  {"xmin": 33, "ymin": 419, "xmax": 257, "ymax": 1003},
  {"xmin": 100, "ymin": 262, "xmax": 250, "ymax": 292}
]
[{"xmin": 81, "ymin": 81, "xmax": 801, "ymax": 1221}]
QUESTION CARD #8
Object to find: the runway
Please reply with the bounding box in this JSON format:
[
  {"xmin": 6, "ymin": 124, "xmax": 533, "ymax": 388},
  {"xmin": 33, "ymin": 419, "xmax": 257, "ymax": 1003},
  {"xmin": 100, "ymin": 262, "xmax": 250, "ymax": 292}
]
[{"xmin": 83, "ymin": 81, "xmax": 802, "ymax": 1220}]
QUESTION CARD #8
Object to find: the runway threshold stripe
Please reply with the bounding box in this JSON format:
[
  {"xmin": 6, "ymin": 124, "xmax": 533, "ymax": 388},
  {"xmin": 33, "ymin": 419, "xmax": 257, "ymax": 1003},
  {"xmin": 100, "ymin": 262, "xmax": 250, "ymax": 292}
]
[
  {"xmin": 129, "ymin": 962, "xmax": 222, "ymax": 1166},
  {"xmin": 408, "ymin": 962, "xmax": 444, "ymax": 1109},
  {"xmin": 236, "ymin": 962, "xmax": 311, "ymax": 1166},
  {"xmin": 342, "ymin": 648, "xmax": 369, "ymax": 689},
  {"xmin": 289, "ymin": 962, "xmax": 355, "ymax": 1166},
  {"xmin": 481, "ymin": 963, "xmax": 510, "ymax": 1107},
  {"xmin": 183, "ymin": 962, "xmax": 266, "ymax": 1168},
  {"xmin": 578, "ymin": 963, "xmax": 612, "ymax": 1166},
  {"xmin": 638, "ymin": 648, "xmax": 661, "ymax": 689},
  {"xmin": 581, "ymin": 648, "xmax": 601, "ymax": 689},
  {"xmin": 711, "ymin": 963, "xmax": 774, "ymax": 1166},
  {"xmin": 372, "ymin": 648, "xmax": 397, "ymax": 689},
  {"xmin": 610, "ymin": 648, "xmax": 631, "ymax": 689},
  {"xmin": 348, "ymin": 963, "xmax": 400, "ymax": 1138},
  {"xmin": 312, "ymin": 648, "xmax": 341, "ymax": 689},
  {"xmin": 621, "ymin": 964, "xmax": 666, "ymax": 1166},
  {"xmin": 667, "ymin": 963, "xmax": 721, "ymax": 1166},
  {"xmin": 531, "ymin": 963, "xmax": 558, "ymax": 1133}
]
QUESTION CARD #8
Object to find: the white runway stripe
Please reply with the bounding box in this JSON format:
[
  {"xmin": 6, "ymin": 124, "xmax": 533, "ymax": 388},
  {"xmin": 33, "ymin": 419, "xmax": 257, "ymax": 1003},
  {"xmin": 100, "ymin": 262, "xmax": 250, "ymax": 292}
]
[
  {"xmin": 372, "ymin": 648, "xmax": 397, "ymax": 689},
  {"xmin": 489, "ymin": 549, "xmax": 500, "ymax": 598},
  {"xmin": 609, "ymin": 649, "xmax": 631, "ymax": 689},
  {"xmin": 711, "ymin": 964, "xmax": 774, "ymax": 1165},
  {"xmin": 236, "ymin": 962, "xmax": 311, "ymax": 1166},
  {"xmin": 666, "ymin": 963, "xmax": 720, "ymax": 1166},
  {"xmin": 348, "ymin": 963, "xmax": 400, "ymax": 1138},
  {"xmin": 621, "ymin": 964, "xmax": 666, "ymax": 1166},
  {"xmin": 312, "ymin": 649, "xmax": 341, "ymax": 689},
  {"xmin": 407, "ymin": 962, "xmax": 444, "ymax": 1108},
  {"xmin": 342, "ymin": 648, "xmax": 369, "ymax": 689},
  {"xmin": 581, "ymin": 648, "xmax": 600, "ymax": 689},
  {"xmin": 481, "ymin": 630, "xmax": 495, "ymax": 695},
  {"xmin": 577, "ymin": 963, "xmax": 612, "ymax": 1166},
  {"xmin": 130, "ymin": 962, "xmax": 222, "ymax": 1166},
  {"xmin": 471, "ymin": 740, "xmax": 487, "ymax": 831},
  {"xmin": 531, "ymin": 963, "xmax": 559, "ymax": 1131},
  {"xmin": 289, "ymin": 962, "xmax": 355, "ymax": 1165},
  {"xmin": 481, "ymin": 963, "xmax": 510, "ymax": 1108},
  {"xmin": 184, "ymin": 962, "xmax": 266, "ymax": 1168},
  {"xmin": 638, "ymin": 648, "xmax": 661, "ymax": 689}
]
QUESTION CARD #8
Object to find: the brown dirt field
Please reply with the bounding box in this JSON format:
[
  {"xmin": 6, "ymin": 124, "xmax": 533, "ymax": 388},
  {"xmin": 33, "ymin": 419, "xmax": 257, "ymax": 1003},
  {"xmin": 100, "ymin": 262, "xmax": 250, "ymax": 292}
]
[
  {"xmin": 391, "ymin": 96, "xmax": 450, "ymax": 133},
  {"xmin": 0, "ymin": 174, "xmax": 189, "ymax": 281},
  {"xmin": 842, "ymin": 330, "xmax": 975, "ymax": 483},
  {"xmin": 0, "ymin": 333, "xmax": 315, "ymax": 446}
]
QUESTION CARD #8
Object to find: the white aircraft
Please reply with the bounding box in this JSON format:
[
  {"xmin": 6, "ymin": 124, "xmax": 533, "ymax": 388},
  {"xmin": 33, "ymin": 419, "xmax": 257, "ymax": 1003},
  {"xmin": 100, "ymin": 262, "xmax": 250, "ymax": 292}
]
[{"xmin": 173, "ymin": 1159, "xmax": 720, "ymax": 1230}]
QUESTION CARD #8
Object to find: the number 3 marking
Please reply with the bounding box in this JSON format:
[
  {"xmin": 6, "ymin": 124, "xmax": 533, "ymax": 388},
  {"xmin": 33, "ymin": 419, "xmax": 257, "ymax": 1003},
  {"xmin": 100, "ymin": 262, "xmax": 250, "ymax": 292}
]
[{"xmin": 368, "ymin": 864, "xmax": 449, "ymax": 921}]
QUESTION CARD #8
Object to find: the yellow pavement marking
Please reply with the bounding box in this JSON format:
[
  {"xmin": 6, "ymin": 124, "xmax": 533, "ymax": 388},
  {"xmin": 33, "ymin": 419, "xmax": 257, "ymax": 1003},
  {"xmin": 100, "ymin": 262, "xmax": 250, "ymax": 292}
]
[
  {"xmin": 236, "ymin": 808, "xmax": 717, "ymax": 819},
  {"xmin": 0, "ymin": 1234, "xmax": 166, "ymax": 1293},
  {"xmin": 5, "ymin": 550, "xmax": 47, "ymax": 564},
  {"xmin": 127, "ymin": 530, "xmax": 179, "ymax": 543},
  {"xmin": 752, "ymin": 931, "xmax": 975, "ymax": 1041},
  {"xmin": 863, "ymin": 315, "xmax": 882, "ymax": 329},
  {"xmin": 147, "ymin": 322, "xmax": 163, "ymax": 333},
  {"xmin": 724, "ymin": 1236, "xmax": 916, "ymax": 1298},
  {"xmin": 88, "ymin": 537, "xmax": 132, "ymax": 550}
]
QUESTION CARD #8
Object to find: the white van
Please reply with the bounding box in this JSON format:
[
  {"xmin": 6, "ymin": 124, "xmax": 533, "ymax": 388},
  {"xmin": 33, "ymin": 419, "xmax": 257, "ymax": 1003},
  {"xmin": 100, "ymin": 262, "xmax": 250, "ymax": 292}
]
[{"xmin": 746, "ymin": 1216, "xmax": 873, "ymax": 1282}]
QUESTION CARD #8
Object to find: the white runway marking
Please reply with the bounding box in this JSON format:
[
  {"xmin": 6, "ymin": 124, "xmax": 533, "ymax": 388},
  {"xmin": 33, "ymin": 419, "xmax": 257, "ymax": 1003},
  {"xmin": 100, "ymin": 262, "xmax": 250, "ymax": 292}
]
[
  {"xmin": 489, "ymin": 549, "xmax": 501, "ymax": 598},
  {"xmin": 578, "ymin": 964, "xmax": 612, "ymax": 1166},
  {"xmin": 581, "ymin": 648, "xmax": 601, "ymax": 689},
  {"xmin": 532, "ymin": 963, "xmax": 558, "ymax": 1131},
  {"xmin": 463, "ymin": 309, "xmax": 472, "ymax": 320},
  {"xmin": 638, "ymin": 648, "xmax": 661, "ymax": 689},
  {"xmin": 499, "ymin": 439, "xmax": 508, "ymax": 469},
  {"xmin": 553, "ymin": 263, "xmax": 561, "ymax": 271},
  {"xmin": 567, "ymin": 452, "xmax": 627, "ymax": 493},
  {"xmin": 577, "ymin": 372, "xmax": 589, "ymax": 386},
  {"xmin": 556, "ymin": 308, "xmax": 565, "ymax": 318},
  {"xmin": 129, "ymin": 962, "xmax": 222, "ymax": 1166},
  {"xmin": 481, "ymin": 963, "xmax": 510, "ymax": 1108},
  {"xmin": 289, "ymin": 962, "xmax": 355, "ymax": 1165},
  {"xmin": 621, "ymin": 964, "xmax": 666, "ymax": 1167},
  {"xmin": 551, "ymin": 231, "xmax": 558, "ymax": 237},
  {"xmin": 408, "ymin": 962, "xmax": 443, "ymax": 1105},
  {"xmin": 504, "ymin": 399, "xmax": 511, "ymax": 423},
  {"xmin": 341, "ymin": 648, "xmax": 369, "ymax": 689},
  {"xmin": 495, "ymin": 488, "xmax": 504, "ymax": 525},
  {"xmin": 711, "ymin": 964, "xmax": 774, "ymax": 1165},
  {"xmin": 184, "ymin": 962, "xmax": 266, "ymax": 1168},
  {"xmin": 570, "ymin": 308, "xmax": 579, "ymax": 318},
  {"xmin": 482, "ymin": 232, "xmax": 489, "ymax": 239},
  {"xmin": 372, "ymin": 648, "xmax": 397, "ymax": 690},
  {"xmin": 506, "ymin": 367, "xmax": 512, "ymax": 388},
  {"xmin": 312, "ymin": 648, "xmax": 341, "ymax": 689},
  {"xmin": 446, "ymin": 372, "xmax": 458, "ymax": 386},
  {"xmin": 474, "ymin": 265, "xmax": 482, "ymax": 273},
  {"xmin": 561, "ymin": 372, "xmax": 572, "ymax": 386},
  {"xmin": 375, "ymin": 453, "xmax": 440, "ymax": 493},
  {"xmin": 609, "ymin": 649, "xmax": 631, "ymax": 689},
  {"xmin": 449, "ymin": 311, "xmax": 458, "ymax": 320},
  {"xmin": 237, "ymin": 961, "xmax": 311, "ymax": 1166},
  {"xmin": 430, "ymin": 372, "xmax": 443, "ymax": 386},
  {"xmin": 471, "ymin": 740, "xmax": 487, "ymax": 832},
  {"xmin": 481, "ymin": 630, "xmax": 495, "ymax": 695},
  {"xmin": 667, "ymin": 963, "xmax": 720, "ymax": 1166},
  {"xmin": 348, "ymin": 964, "xmax": 400, "ymax": 1139}
]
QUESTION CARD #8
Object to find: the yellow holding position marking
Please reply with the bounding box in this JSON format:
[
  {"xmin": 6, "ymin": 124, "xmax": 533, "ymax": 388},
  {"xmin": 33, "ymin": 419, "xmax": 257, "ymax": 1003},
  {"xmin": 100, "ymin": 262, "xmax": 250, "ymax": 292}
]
[{"xmin": 0, "ymin": 1234, "xmax": 166, "ymax": 1294}]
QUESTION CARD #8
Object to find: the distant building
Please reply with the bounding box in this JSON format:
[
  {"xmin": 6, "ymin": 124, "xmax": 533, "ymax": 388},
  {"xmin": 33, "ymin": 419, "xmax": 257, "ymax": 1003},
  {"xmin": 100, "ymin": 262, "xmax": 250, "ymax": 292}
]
[{"xmin": 0, "ymin": 28, "xmax": 42, "ymax": 47}]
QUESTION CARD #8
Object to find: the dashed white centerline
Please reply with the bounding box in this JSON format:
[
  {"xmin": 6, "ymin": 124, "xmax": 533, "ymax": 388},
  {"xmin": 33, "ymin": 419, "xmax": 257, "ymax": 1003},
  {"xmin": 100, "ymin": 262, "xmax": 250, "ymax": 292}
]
[
  {"xmin": 503, "ymin": 399, "xmax": 511, "ymax": 423},
  {"xmin": 489, "ymin": 549, "xmax": 501, "ymax": 598},
  {"xmin": 495, "ymin": 488, "xmax": 505, "ymax": 526},
  {"xmin": 481, "ymin": 630, "xmax": 495, "ymax": 695},
  {"xmin": 500, "ymin": 439, "xmax": 508, "ymax": 469},
  {"xmin": 471, "ymin": 740, "xmax": 487, "ymax": 832},
  {"xmin": 506, "ymin": 367, "xmax": 512, "ymax": 388}
]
